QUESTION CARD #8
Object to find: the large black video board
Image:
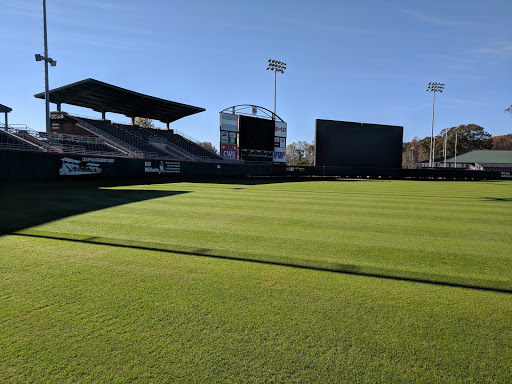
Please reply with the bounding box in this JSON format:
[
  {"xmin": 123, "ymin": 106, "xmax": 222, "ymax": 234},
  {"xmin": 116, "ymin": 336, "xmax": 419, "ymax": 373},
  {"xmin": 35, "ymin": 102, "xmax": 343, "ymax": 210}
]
[
  {"xmin": 315, "ymin": 119, "xmax": 403, "ymax": 168},
  {"xmin": 238, "ymin": 115, "xmax": 275, "ymax": 162},
  {"xmin": 238, "ymin": 115, "xmax": 275, "ymax": 151}
]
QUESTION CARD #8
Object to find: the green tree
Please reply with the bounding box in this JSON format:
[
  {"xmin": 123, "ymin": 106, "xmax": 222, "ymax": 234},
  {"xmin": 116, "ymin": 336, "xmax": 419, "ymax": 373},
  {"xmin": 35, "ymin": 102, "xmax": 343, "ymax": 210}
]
[
  {"xmin": 403, "ymin": 125, "xmax": 493, "ymax": 165},
  {"xmin": 429, "ymin": 124, "xmax": 492, "ymax": 160},
  {"xmin": 448, "ymin": 124, "xmax": 492, "ymax": 155}
]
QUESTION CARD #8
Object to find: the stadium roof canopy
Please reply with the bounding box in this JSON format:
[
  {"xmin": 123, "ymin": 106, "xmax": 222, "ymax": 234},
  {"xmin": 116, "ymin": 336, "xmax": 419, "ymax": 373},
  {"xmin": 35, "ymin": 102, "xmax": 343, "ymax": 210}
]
[
  {"xmin": 0, "ymin": 104, "xmax": 12, "ymax": 113},
  {"xmin": 34, "ymin": 78, "xmax": 205, "ymax": 124}
]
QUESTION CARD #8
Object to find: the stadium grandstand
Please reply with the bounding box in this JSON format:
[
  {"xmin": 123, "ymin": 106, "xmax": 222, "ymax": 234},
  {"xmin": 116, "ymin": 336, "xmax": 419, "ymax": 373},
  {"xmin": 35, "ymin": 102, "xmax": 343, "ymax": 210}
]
[{"xmin": 0, "ymin": 79, "xmax": 223, "ymax": 161}]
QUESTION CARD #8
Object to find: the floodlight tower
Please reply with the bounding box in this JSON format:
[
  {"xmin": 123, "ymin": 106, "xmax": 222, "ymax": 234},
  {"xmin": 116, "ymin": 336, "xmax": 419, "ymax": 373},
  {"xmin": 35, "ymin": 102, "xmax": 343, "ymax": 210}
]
[
  {"xmin": 266, "ymin": 59, "xmax": 286, "ymax": 119},
  {"xmin": 426, "ymin": 82, "xmax": 445, "ymax": 167},
  {"xmin": 35, "ymin": 0, "xmax": 57, "ymax": 134}
]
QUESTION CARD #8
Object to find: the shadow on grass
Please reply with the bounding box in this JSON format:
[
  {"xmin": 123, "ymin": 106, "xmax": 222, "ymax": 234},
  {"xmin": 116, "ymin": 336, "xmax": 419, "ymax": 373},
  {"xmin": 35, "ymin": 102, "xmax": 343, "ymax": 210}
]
[
  {"xmin": 13, "ymin": 230, "xmax": 512, "ymax": 295},
  {"xmin": 0, "ymin": 179, "xmax": 188, "ymax": 236},
  {"xmin": 0, "ymin": 176, "xmax": 388, "ymax": 235},
  {"xmin": 180, "ymin": 176, "xmax": 376, "ymax": 186},
  {"xmin": 481, "ymin": 197, "xmax": 512, "ymax": 202}
]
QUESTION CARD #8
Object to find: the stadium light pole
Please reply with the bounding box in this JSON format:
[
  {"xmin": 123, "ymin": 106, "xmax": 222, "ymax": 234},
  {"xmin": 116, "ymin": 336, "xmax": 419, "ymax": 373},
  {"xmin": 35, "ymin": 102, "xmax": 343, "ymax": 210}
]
[
  {"xmin": 266, "ymin": 59, "xmax": 286, "ymax": 119},
  {"xmin": 35, "ymin": 0, "xmax": 57, "ymax": 134},
  {"xmin": 426, "ymin": 82, "xmax": 445, "ymax": 167},
  {"xmin": 454, "ymin": 130, "xmax": 458, "ymax": 168}
]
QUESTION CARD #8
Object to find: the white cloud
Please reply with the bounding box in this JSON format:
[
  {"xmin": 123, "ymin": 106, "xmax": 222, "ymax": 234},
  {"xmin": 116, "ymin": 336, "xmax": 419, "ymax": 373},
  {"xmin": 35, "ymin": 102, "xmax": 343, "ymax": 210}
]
[
  {"xmin": 402, "ymin": 9, "xmax": 465, "ymax": 27},
  {"xmin": 477, "ymin": 42, "xmax": 512, "ymax": 55}
]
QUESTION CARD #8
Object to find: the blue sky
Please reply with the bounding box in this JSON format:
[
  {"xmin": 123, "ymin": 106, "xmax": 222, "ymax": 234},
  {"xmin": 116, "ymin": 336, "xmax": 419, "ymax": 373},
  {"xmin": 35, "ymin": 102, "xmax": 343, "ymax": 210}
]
[{"xmin": 1, "ymin": 0, "xmax": 511, "ymax": 145}]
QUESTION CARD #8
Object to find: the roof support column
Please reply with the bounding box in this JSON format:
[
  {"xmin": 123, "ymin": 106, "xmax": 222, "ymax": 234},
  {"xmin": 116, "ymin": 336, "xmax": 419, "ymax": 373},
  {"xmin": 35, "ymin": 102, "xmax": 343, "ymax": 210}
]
[
  {"xmin": 4, "ymin": 112, "xmax": 8, "ymax": 129},
  {"xmin": 132, "ymin": 116, "xmax": 135, "ymax": 125},
  {"xmin": 57, "ymin": 102, "xmax": 62, "ymax": 112},
  {"xmin": 102, "ymin": 110, "xmax": 106, "ymax": 120},
  {"xmin": 166, "ymin": 122, "xmax": 170, "ymax": 130}
]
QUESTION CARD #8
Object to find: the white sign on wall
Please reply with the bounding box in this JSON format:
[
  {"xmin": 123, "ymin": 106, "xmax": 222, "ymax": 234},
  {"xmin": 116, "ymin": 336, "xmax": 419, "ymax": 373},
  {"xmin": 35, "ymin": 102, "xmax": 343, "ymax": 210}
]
[
  {"xmin": 220, "ymin": 113, "xmax": 238, "ymax": 132},
  {"xmin": 275, "ymin": 121, "xmax": 287, "ymax": 137}
]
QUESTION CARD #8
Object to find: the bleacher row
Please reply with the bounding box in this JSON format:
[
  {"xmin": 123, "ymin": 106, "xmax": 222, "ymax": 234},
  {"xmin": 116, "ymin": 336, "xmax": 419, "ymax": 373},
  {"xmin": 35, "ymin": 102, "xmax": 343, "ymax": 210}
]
[
  {"xmin": 55, "ymin": 139, "xmax": 123, "ymax": 156},
  {"xmin": 77, "ymin": 118, "xmax": 166, "ymax": 157},
  {"xmin": 76, "ymin": 117, "xmax": 222, "ymax": 160},
  {"xmin": 0, "ymin": 130, "xmax": 42, "ymax": 151},
  {"xmin": 0, "ymin": 117, "xmax": 223, "ymax": 162}
]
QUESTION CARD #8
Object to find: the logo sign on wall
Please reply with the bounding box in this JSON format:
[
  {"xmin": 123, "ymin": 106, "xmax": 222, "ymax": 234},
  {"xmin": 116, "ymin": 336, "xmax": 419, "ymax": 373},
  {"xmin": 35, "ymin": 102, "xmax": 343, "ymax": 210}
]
[
  {"xmin": 228, "ymin": 131, "xmax": 237, "ymax": 144},
  {"xmin": 221, "ymin": 131, "xmax": 229, "ymax": 143},
  {"xmin": 273, "ymin": 148, "xmax": 286, "ymax": 163},
  {"xmin": 59, "ymin": 156, "xmax": 114, "ymax": 176},
  {"xmin": 280, "ymin": 137, "xmax": 286, "ymax": 148},
  {"xmin": 144, "ymin": 161, "xmax": 181, "ymax": 174},
  {"xmin": 221, "ymin": 143, "xmax": 238, "ymax": 159},
  {"xmin": 275, "ymin": 121, "xmax": 287, "ymax": 137}
]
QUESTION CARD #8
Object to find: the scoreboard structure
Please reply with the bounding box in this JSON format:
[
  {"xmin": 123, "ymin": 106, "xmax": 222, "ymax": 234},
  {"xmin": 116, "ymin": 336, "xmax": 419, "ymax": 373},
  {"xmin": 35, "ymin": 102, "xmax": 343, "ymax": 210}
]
[
  {"xmin": 315, "ymin": 119, "xmax": 403, "ymax": 168},
  {"xmin": 219, "ymin": 105, "xmax": 287, "ymax": 163}
]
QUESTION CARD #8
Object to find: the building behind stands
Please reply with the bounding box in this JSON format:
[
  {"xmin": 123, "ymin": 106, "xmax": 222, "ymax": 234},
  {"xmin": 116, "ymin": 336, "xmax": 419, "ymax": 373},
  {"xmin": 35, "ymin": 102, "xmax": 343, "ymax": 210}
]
[{"xmin": 419, "ymin": 150, "xmax": 512, "ymax": 172}]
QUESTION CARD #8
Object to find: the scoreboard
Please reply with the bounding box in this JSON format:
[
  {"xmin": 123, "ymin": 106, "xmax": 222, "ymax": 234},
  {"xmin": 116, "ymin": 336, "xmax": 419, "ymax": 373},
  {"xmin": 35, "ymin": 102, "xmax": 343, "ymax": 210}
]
[{"xmin": 219, "ymin": 112, "xmax": 287, "ymax": 163}]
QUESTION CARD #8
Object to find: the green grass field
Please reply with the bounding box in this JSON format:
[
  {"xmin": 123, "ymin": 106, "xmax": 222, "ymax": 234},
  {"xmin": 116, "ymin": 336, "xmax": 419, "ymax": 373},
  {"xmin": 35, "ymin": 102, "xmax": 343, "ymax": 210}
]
[{"xmin": 1, "ymin": 178, "xmax": 511, "ymax": 383}]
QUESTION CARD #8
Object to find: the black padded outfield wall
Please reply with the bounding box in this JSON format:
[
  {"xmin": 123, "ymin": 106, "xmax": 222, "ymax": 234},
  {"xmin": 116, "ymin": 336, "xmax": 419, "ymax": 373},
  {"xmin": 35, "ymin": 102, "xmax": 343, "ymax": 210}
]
[
  {"xmin": 315, "ymin": 119, "xmax": 403, "ymax": 168},
  {"xmin": 1, "ymin": 149, "xmax": 505, "ymax": 181},
  {"xmin": 0, "ymin": 150, "xmax": 145, "ymax": 179},
  {"xmin": 0, "ymin": 150, "xmax": 288, "ymax": 180}
]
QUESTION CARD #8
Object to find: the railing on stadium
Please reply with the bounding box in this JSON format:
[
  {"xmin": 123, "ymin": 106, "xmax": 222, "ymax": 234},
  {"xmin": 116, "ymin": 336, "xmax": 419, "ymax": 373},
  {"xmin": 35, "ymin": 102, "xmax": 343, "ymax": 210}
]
[
  {"xmin": 74, "ymin": 117, "xmax": 153, "ymax": 158},
  {"xmin": 1, "ymin": 123, "xmax": 134, "ymax": 157},
  {"xmin": 1, "ymin": 124, "xmax": 49, "ymax": 151},
  {"xmin": 53, "ymin": 114, "xmax": 223, "ymax": 160},
  {"xmin": 2, "ymin": 117, "xmax": 236, "ymax": 163}
]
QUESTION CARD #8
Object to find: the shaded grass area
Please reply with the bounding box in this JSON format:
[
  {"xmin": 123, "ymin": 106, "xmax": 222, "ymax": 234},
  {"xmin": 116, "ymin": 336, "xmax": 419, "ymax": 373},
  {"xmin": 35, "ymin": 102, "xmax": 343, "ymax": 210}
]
[
  {"xmin": 0, "ymin": 179, "xmax": 189, "ymax": 235},
  {"xmin": 1, "ymin": 178, "xmax": 512, "ymax": 382}
]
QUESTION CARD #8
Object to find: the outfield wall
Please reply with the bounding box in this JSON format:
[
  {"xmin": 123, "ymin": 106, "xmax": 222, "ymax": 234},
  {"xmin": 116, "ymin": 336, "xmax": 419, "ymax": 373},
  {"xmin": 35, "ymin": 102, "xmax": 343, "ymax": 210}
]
[{"xmin": 0, "ymin": 149, "xmax": 508, "ymax": 181}]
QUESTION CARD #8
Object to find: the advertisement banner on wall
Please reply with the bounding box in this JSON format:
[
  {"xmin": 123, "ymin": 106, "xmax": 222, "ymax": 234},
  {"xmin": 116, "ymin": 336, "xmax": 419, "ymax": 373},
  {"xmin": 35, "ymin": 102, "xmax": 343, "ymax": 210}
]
[
  {"xmin": 274, "ymin": 137, "xmax": 280, "ymax": 147},
  {"xmin": 220, "ymin": 143, "xmax": 238, "ymax": 159},
  {"xmin": 144, "ymin": 160, "xmax": 181, "ymax": 174},
  {"xmin": 220, "ymin": 130, "xmax": 229, "ymax": 143},
  {"xmin": 220, "ymin": 113, "xmax": 238, "ymax": 132},
  {"xmin": 275, "ymin": 121, "xmax": 287, "ymax": 137},
  {"xmin": 273, "ymin": 148, "xmax": 286, "ymax": 163},
  {"xmin": 59, "ymin": 156, "xmax": 115, "ymax": 176},
  {"xmin": 228, "ymin": 131, "xmax": 237, "ymax": 144},
  {"xmin": 280, "ymin": 137, "xmax": 286, "ymax": 148}
]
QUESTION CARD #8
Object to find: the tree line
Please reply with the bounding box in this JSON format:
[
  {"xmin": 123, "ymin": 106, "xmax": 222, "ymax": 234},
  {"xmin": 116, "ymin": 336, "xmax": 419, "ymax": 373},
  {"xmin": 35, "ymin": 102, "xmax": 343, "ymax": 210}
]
[{"xmin": 402, "ymin": 124, "xmax": 512, "ymax": 168}]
